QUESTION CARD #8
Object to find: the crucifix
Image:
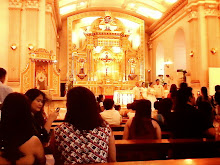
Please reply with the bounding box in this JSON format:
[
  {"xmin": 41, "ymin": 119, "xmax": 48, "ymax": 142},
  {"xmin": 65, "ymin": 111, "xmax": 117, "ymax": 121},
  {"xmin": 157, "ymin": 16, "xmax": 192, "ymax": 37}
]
[
  {"xmin": 101, "ymin": 53, "xmax": 113, "ymax": 63},
  {"xmin": 100, "ymin": 52, "xmax": 113, "ymax": 76}
]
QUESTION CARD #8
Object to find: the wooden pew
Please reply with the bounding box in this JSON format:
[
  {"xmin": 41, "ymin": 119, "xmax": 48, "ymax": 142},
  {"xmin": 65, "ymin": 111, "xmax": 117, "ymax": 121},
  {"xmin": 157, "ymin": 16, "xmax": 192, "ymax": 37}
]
[
  {"xmin": 111, "ymin": 125, "xmax": 125, "ymax": 131},
  {"xmin": 115, "ymin": 139, "xmax": 220, "ymax": 162},
  {"xmin": 51, "ymin": 123, "xmax": 172, "ymax": 139},
  {"xmin": 51, "ymin": 122, "xmax": 63, "ymax": 127},
  {"xmin": 121, "ymin": 118, "xmax": 128, "ymax": 124},
  {"xmin": 113, "ymin": 131, "xmax": 172, "ymax": 140},
  {"xmin": 90, "ymin": 158, "xmax": 220, "ymax": 165},
  {"xmin": 113, "ymin": 131, "xmax": 124, "ymax": 140}
]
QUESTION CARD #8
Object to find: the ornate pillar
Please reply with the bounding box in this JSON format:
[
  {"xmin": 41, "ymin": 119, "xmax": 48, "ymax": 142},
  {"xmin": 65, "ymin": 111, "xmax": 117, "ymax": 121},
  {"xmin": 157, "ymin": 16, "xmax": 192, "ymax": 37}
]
[
  {"xmin": 8, "ymin": 0, "xmax": 23, "ymax": 82},
  {"xmin": 147, "ymin": 40, "xmax": 153, "ymax": 82},
  {"xmin": 90, "ymin": 50, "xmax": 94, "ymax": 81},
  {"xmin": 198, "ymin": 5, "xmax": 208, "ymax": 87},
  {"xmin": 20, "ymin": 1, "xmax": 27, "ymax": 72},
  {"xmin": 87, "ymin": 50, "xmax": 91, "ymax": 81},
  {"xmin": 204, "ymin": 5, "xmax": 220, "ymax": 68},
  {"xmin": 188, "ymin": 8, "xmax": 198, "ymax": 86},
  {"xmin": 38, "ymin": 0, "xmax": 46, "ymax": 48},
  {"xmin": 187, "ymin": 3, "xmax": 209, "ymax": 89},
  {"xmin": 187, "ymin": 1, "xmax": 219, "ymax": 88}
]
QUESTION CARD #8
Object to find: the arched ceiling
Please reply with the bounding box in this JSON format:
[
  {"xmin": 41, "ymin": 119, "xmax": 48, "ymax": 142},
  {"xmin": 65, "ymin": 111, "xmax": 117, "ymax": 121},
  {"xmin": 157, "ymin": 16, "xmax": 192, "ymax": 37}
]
[{"xmin": 58, "ymin": 0, "xmax": 178, "ymax": 25}]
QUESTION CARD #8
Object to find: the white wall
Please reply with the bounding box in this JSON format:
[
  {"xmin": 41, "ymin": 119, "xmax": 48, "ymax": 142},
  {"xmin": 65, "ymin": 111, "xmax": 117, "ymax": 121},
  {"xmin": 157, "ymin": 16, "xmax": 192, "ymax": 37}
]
[
  {"xmin": 156, "ymin": 42, "xmax": 164, "ymax": 76},
  {"xmin": 151, "ymin": 15, "xmax": 190, "ymax": 86},
  {"xmin": 209, "ymin": 67, "xmax": 220, "ymax": 95},
  {"xmin": 174, "ymin": 28, "xmax": 186, "ymax": 71}
]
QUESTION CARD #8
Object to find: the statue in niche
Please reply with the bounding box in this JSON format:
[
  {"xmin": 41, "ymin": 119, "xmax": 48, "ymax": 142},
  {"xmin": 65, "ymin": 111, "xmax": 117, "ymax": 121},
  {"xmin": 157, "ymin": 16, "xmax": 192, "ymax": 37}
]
[
  {"xmin": 36, "ymin": 71, "xmax": 47, "ymax": 90},
  {"xmin": 77, "ymin": 58, "xmax": 87, "ymax": 80},
  {"xmin": 79, "ymin": 61, "xmax": 85, "ymax": 74},
  {"xmin": 130, "ymin": 63, "xmax": 136, "ymax": 74},
  {"xmin": 35, "ymin": 64, "xmax": 48, "ymax": 90},
  {"xmin": 128, "ymin": 58, "xmax": 137, "ymax": 80}
]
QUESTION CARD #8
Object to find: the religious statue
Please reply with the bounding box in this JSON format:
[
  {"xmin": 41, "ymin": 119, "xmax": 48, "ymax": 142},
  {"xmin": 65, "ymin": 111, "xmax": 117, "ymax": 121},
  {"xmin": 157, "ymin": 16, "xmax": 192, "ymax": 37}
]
[
  {"xmin": 128, "ymin": 58, "xmax": 137, "ymax": 80},
  {"xmin": 77, "ymin": 58, "xmax": 87, "ymax": 79},
  {"xmin": 36, "ymin": 71, "xmax": 47, "ymax": 90}
]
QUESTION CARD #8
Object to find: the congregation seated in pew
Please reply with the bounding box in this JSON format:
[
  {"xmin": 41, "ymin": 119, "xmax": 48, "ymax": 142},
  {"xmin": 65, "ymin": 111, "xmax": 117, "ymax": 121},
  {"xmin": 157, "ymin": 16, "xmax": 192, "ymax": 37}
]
[
  {"xmin": 154, "ymin": 98, "xmax": 173, "ymax": 131},
  {"xmin": 1, "ymin": 82, "xmax": 220, "ymax": 164},
  {"xmin": 126, "ymin": 102, "xmax": 136, "ymax": 119},
  {"xmin": 50, "ymin": 87, "xmax": 116, "ymax": 164},
  {"xmin": 25, "ymin": 89, "xmax": 59, "ymax": 144},
  {"xmin": 123, "ymin": 99, "xmax": 161, "ymax": 140},
  {"xmin": 100, "ymin": 98, "xmax": 122, "ymax": 126},
  {"xmin": 0, "ymin": 93, "xmax": 45, "ymax": 164},
  {"xmin": 170, "ymin": 87, "xmax": 215, "ymax": 139}
]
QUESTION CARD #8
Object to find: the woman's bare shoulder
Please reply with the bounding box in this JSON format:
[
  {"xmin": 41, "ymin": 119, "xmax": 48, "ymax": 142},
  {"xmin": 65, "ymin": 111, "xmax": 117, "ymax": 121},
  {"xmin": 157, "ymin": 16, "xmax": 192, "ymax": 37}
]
[
  {"xmin": 126, "ymin": 117, "xmax": 134, "ymax": 127},
  {"xmin": 151, "ymin": 120, "xmax": 160, "ymax": 128},
  {"xmin": 20, "ymin": 136, "xmax": 42, "ymax": 152},
  {"xmin": 25, "ymin": 136, "xmax": 41, "ymax": 145}
]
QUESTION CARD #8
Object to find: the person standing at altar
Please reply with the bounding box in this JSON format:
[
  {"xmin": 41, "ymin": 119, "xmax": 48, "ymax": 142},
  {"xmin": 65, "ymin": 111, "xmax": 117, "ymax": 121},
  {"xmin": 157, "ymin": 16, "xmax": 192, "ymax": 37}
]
[
  {"xmin": 147, "ymin": 82, "xmax": 157, "ymax": 110},
  {"xmin": 141, "ymin": 82, "xmax": 148, "ymax": 99},
  {"xmin": 133, "ymin": 82, "xmax": 142, "ymax": 100},
  {"xmin": 0, "ymin": 68, "xmax": 13, "ymax": 104},
  {"xmin": 163, "ymin": 83, "xmax": 169, "ymax": 98},
  {"xmin": 100, "ymin": 99, "xmax": 122, "ymax": 126},
  {"xmin": 154, "ymin": 79, "xmax": 164, "ymax": 101}
]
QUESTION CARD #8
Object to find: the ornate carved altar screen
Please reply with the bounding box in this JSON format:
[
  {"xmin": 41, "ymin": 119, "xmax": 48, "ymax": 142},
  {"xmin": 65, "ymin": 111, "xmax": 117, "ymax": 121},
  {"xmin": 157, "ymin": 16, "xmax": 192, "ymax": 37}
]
[
  {"xmin": 68, "ymin": 12, "xmax": 145, "ymax": 95},
  {"xmin": 21, "ymin": 48, "xmax": 60, "ymax": 96}
]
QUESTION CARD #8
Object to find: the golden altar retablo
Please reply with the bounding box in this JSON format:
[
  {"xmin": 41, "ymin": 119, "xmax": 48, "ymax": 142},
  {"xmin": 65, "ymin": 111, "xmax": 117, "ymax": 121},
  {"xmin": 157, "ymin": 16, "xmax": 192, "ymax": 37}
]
[{"xmin": 67, "ymin": 11, "xmax": 146, "ymax": 95}]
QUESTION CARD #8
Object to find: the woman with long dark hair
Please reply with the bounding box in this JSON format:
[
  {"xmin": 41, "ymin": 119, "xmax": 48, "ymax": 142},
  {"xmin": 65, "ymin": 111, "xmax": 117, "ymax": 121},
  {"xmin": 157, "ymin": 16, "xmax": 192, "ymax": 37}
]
[
  {"xmin": 196, "ymin": 87, "xmax": 212, "ymax": 107},
  {"xmin": 167, "ymin": 84, "xmax": 177, "ymax": 110},
  {"xmin": 0, "ymin": 93, "xmax": 45, "ymax": 164},
  {"xmin": 123, "ymin": 99, "xmax": 161, "ymax": 139},
  {"xmin": 25, "ymin": 88, "xmax": 59, "ymax": 143},
  {"xmin": 50, "ymin": 86, "xmax": 116, "ymax": 164},
  {"xmin": 171, "ymin": 87, "xmax": 215, "ymax": 138},
  {"xmin": 156, "ymin": 98, "xmax": 173, "ymax": 131}
]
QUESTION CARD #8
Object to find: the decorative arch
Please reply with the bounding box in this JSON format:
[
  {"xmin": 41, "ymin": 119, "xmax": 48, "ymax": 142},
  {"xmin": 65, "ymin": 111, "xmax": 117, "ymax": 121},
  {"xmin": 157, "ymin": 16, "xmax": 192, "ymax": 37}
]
[{"xmin": 156, "ymin": 42, "xmax": 164, "ymax": 76}]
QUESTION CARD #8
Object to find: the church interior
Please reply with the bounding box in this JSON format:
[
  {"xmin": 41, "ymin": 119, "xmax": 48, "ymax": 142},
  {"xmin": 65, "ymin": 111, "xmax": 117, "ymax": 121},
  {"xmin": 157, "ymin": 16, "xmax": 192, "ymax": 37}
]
[
  {"xmin": 1, "ymin": 0, "xmax": 220, "ymax": 164},
  {"xmin": 1, "ymin": 0, "xmax": 220, "ymax": 97}
]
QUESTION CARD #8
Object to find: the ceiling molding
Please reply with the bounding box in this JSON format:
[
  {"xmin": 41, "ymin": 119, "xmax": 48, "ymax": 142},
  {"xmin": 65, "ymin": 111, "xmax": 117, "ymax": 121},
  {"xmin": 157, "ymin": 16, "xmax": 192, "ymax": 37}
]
[
  {"xmin": 148, "ymin": 0, "xmax": 187, "ymax": 34},
  {"xmin": 61, "ymin": 7, "xmax": 155, "ymax": 26}
]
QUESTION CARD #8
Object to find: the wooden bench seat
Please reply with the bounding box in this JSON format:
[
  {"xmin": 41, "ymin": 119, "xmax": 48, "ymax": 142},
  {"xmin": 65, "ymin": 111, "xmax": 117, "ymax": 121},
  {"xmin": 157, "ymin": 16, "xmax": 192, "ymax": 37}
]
[
  {"xmin": 115, "ymin": 139, "xmax": 220, "ymax": 161},
  {"xmin": 111, "ymin": 125, "xmax": 125, "ymax": 131},
  {"xmin": 113, "ymin": 131, "xmax": 172, "ymax": 140},
  {"xmin": 90, "ymin": 158, "xmax": 220, "ymax": 165}
]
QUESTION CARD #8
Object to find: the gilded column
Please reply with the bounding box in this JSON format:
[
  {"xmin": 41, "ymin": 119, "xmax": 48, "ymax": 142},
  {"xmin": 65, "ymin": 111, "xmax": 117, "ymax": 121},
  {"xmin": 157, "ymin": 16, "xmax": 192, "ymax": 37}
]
[
  {"xmin": 20, "ymin": 2, "xmax": 27, "ymax": 72},
  {"xmin": 204, "ymin": 5, "xmax": 219, "ymax": 68},
  {"xmin": 147, "ymin": 40, "xmax": 153, "ymax": 82},
  {"xmin": 38, "ymin": 0, "xmax": 46, "ymax": 48},
  {"xmin": 1, "ymin": 0, "xmax": 9, "ymax": 70},
  {"xmin": 198, "ymin": 5, "xmax": 208, "ymax": 87},
  {"xmin": 8, "ymin": 0, "xmax": 22, "ymax": 82}
]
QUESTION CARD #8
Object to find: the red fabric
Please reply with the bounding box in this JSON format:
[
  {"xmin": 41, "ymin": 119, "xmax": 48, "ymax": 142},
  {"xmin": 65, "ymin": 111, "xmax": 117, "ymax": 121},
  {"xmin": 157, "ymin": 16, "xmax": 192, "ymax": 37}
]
[{"xmin": 105, "ymin": 95, "xmax": 113, "ymax": 99}]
